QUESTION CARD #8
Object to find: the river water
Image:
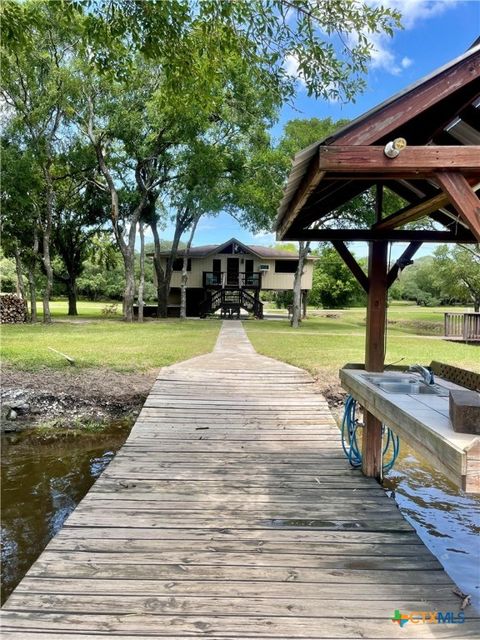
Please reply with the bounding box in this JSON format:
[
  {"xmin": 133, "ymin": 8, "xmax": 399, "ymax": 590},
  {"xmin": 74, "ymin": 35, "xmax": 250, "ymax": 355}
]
[
  {"xmin": 1, "ymin": 434, "xmax": 479, "ymax": 608},
  {"xmin": 1, "ymin": 433, "xmax": 127, "ymax": 605}
]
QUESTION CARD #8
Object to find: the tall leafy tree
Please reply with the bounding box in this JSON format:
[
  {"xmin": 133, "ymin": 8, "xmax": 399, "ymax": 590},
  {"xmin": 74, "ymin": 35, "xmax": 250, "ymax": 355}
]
[
  {"xmin": 2, "ymin": 0, "xmax": 402, "ymax": 321},
  {"xmin": 0, "ymin": 139, "xmax": 43, "ymax": 321},
  {"xmin": 1, "ymin": 2, "xmax": 78, "ymax": 322},
  {"xmin": 433, "ymin": 246, "xmax": 480, "ymax": 312}
]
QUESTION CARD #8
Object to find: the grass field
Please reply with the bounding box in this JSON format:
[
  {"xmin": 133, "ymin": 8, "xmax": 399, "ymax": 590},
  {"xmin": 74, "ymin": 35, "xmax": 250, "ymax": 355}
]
[
  {"xmin": 2, "ymin": 301, "xmax": 221, "ymax": 371},
  {"xmin": 246, "ymin": 303, "xmax": 480, "ymax": 378},
  {"xmin": 2, "ymin": 300, "xmax": 478, "ymax": 375}
]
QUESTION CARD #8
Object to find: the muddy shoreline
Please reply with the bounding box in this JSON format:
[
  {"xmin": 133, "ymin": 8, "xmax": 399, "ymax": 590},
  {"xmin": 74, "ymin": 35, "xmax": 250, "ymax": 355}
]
[
  {"xmin": 1, "ymin": 366, "xmax": 156, "ymax": 440},
  {"xmin": 1, "ymin": 364, "xmax": 347, "ymax": 441}
]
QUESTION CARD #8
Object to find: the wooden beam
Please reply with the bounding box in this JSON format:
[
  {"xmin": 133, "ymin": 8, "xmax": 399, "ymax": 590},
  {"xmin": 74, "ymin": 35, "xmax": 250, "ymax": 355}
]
[
  {"xmin": 362, "ymin": 241, "xmax": 388, "ymax": 480},
  {"xmin": 276, "ymin": 162, "xmax": 326, "ymax": 239},
  {"xmin": 285, "ymin": 228, "xmax": 477, "ymax": 243},
  {"xmin": 318, "ymin": 145, "xmax": 480, "ymax": 173},
  {"xmin": 434, "ymin": 172, "xmax": 480, "ymax": 242},
  {"xmin": 384, "ymin": 179, "xmax": 469, "ymax": 231},
  {"xmin": 293, "ymin": 180, "xmax": 372, "ymax": 233},
  {"xmin": 386, "ymin": 242, "xmax": 423, "ymax": 289},
  {"xmin": 331, "ymin": 241, "xmax": 369, "ymax": 293},
  {"xmin": 374, "ymin": 191, "xmax": 449, "ymax": 230},
  {"xmin": 277, "ymin": 50, "xmax": 480, "ymax": 238},
  {"xmin": 323, "ymin": 172, "xmax": 480, "ymax": 181}
]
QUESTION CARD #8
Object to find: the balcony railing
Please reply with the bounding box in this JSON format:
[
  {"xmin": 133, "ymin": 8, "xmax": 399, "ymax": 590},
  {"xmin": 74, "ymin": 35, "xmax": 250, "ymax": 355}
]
[{"xmin": 203, "ymin": 271, "xmax": 261, "ymax": 289}]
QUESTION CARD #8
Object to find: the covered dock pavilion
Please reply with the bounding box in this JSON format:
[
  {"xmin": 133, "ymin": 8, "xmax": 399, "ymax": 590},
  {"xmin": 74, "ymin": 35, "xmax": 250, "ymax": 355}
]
[{"xmin": 276, "ymin": 41, "xmax": 480, "ymax": 482}]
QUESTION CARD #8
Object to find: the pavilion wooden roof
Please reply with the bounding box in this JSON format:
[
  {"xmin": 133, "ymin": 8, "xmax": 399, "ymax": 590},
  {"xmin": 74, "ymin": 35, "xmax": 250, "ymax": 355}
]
[{"xmin": 276, "ymin": 43, "xmax": 480, "ymax": 245}]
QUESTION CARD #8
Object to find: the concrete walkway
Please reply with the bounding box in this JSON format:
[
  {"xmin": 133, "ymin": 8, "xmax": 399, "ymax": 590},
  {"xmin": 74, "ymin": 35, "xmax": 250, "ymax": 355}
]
[{"xmin": 2, "ymin": 321, "xmax": 476, "ymax": 638}]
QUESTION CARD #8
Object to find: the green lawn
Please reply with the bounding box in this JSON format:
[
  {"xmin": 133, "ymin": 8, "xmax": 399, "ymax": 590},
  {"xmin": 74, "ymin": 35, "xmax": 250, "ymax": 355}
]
[
  {"xmin": 35, "ymin": 299, "xmax": 121, "ymax": 319},
  {"xmin": 246, "ymin": 304, "xmax": 480, "ymax": 378},
  {"xmin": 2, "ymin": 301, "xmax": 221, "ymax": 371},
  {"xmin": 3, "ymin": 300, "xmax": 478, "ymax": 376}
]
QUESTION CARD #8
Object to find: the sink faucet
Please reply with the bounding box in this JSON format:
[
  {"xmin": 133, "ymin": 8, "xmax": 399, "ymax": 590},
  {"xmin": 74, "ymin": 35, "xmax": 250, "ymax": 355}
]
[{"xmin": 408, "ymin": 364, "xmax": 435, "ymax": 385}]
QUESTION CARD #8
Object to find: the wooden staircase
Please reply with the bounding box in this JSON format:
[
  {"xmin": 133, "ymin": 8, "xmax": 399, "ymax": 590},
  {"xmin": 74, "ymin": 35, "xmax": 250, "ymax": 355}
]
[{"xmin": 200, "ymin": 289, "xmax": 263, "ymax": 319}]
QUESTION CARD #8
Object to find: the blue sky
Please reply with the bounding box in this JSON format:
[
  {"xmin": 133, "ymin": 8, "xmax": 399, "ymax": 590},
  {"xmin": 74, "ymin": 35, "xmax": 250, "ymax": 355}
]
[{"xmin": 155, "ymin": 0, "xmax": 480, "ymax": 259}]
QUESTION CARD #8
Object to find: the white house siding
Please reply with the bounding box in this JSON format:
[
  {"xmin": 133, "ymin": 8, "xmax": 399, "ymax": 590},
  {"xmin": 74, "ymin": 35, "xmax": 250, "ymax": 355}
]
[{"xmin": 161, "ymin": 254, "xmax": 314, "ymax": 291}]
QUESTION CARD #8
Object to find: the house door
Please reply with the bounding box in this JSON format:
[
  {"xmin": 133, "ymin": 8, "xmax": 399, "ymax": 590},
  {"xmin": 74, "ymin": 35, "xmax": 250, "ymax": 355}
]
[
  {"xmin": 245, "ymin": 259, "xmax": 254, "ymax": 286},
  {"xmin": 212, "ymin": 259, "xmax": 222, "ymax": 286},
  {"xmin": 227, "ymin": 258, "xmax": 239, "ymax": 286}
]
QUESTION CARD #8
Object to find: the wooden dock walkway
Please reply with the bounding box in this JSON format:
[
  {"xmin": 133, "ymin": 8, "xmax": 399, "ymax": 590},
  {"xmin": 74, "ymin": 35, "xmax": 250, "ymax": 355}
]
[{"xmin": 2, "ymin": 321, "xmax": 478, "ymax": 638}]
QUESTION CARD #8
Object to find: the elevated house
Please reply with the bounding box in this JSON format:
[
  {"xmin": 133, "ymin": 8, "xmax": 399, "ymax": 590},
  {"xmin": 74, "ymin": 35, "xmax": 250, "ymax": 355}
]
[{"xmin": 154, "ymin": 238, "xmax": 314, "ymax": 318}]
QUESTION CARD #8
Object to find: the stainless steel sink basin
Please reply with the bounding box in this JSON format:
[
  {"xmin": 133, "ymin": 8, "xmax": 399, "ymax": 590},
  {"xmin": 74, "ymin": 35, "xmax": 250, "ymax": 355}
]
[
  {"xmin": 364, "ymin": 375, "xmax": 417, "ymax": 385},
  {"xmin": 379, "ymin": 382, "xmax": 448, "ymax": 395},
  {"xmin": 364, "ymin": 374, "xmax": 449, "ymax": 396}
]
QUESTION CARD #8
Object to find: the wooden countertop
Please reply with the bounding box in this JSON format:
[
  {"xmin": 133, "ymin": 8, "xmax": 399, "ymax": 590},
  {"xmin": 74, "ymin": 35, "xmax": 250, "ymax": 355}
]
[{"xmin": 340, "ymin": 368, "xmax": 480, "ymax": 493}]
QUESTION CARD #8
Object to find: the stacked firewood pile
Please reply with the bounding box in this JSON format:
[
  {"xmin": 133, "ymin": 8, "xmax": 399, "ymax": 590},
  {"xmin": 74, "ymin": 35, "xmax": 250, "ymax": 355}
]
[{"xmin": 0, "ymin": 294, "xmax": 28, "ymax": 324}]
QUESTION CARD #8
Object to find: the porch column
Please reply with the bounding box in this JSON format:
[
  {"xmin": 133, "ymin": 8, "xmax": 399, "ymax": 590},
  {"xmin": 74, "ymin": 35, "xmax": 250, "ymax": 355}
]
[{"xmin": 362, "ymin": 240, "xmax": 388, "ymax": 480}]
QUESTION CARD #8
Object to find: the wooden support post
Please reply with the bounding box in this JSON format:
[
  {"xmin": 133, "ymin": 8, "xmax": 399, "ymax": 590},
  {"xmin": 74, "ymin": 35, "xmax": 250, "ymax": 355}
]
[
  {"xmin": 362, "ymin": 241, "xmax": 389, "ymax": 480},
  {"xmin": 331, "ymin": 240, "xmax": 369, "ymax": 293}
]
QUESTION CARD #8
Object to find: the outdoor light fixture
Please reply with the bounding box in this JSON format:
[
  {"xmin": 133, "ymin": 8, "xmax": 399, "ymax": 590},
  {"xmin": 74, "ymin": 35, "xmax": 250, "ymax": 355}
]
[{"xmin": 384, "ymin": 137, "xmax": 407, "ymax": 158}]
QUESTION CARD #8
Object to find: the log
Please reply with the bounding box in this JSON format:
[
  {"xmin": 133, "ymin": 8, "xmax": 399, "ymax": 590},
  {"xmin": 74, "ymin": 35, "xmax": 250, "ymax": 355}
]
[{"xmin": 0, "ymin": 293, "xmax": 28, "ymax": 324}]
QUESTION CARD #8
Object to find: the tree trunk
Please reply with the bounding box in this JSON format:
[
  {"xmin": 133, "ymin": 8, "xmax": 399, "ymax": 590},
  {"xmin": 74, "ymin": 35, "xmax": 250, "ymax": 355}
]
[
  {"xmin": 474, "ymin": 299, "xmax": 479, "ymax": 313},
  {"xmin": 137, "ymin": 222, "xmax": 145, "ymax": 322},
  {"xmin": 291, "ymin": 241, "xmax": 310, "ymax": 328},
  {"xmin": 28, "ymin": 268, "xmax": 37, "ymax": 323},
  {"xmin": 14, "ymin": 246, "xmax": 26, "ymax": 300},
  {"xmin": 28, "ymin": 227, "xmax": 39, "ymax": 323},
  {"xmin": 150, "ymin": 223, "xmax": 168, "ymax": 318},
  {"xmin": 122, "ymin": 248, "xmax": 136, "ymax": 322},
  {"xmin": 154, "ymin": 221, "xmax": 183, "ymax": 318},
  {"xmin": 180, "ymin": 217, "xmax": 200, "ymax": 320},
  {"xmin": 41, "ymin": 174, "xmax": 55, "ymax": 324},
  {"xmin": 67, "ymin": 279, "xmax": 78, "ymax": 316},
  {"xmin": 42, "ymin": 227, "xmax": 53, "ymax": 324},
  {"xmin": 302, "ymin": 290, "xmax": 308, "ymax": 319}
]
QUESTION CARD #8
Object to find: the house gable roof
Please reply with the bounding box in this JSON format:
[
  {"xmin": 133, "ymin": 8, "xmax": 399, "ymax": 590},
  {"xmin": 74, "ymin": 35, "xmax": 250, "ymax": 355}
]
[{"xmin": 157, "ymin": 237, "xmax": 307, "ymax": 260}]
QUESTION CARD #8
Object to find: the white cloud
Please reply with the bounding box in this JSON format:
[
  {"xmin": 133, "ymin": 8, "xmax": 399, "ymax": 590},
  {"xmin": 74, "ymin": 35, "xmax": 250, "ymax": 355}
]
[
  {"xmin": 284, "ymin": 53, "xmax": 306, "ymax": 87},
  {"xmin": 364, "ymin": 0, "xmax": 460, "ymax": 75},
  {"xmin": 380, "ymin": 0, "xmax": 461, "ymax": 29},
  {"xmin": 252, "ymin": 231, "xmax": 276, "ymax": 244},
  {"xmin": 368, "ymin": 32, "xmax": 402, "ymax": 74},
  {"xmin": 196, "ymin": 219, "xmax": 217, "ymax": 232}
]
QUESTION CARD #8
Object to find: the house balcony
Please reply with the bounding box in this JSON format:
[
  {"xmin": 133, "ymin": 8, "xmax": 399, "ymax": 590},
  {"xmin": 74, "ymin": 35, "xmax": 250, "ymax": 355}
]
[{"xmin": 203, "ymin": 271, "xmax": 262, "ymax": 289}]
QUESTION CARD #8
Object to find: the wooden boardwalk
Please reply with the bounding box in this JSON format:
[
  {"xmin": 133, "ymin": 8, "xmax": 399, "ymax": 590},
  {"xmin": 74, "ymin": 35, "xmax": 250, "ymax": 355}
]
[{"xmin": 2, "ymin": 321, "xmax": 478, "ymax": 638}]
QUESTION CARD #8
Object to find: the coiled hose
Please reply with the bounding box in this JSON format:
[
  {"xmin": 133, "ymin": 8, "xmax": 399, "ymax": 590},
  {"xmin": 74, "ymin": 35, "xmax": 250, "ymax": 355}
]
[{"xmin": 341, "ymin": 395, "xmax": 400, "ymax": 473}]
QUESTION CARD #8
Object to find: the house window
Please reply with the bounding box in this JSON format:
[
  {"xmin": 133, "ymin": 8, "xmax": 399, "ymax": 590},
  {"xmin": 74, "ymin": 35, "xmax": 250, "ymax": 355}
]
[
  {"xmin": 172, "ymin": 258, "xmax": 191, "ymax": 271},
  {"xmin": 275, "ymin": 259, "xmax": 298, "ymax": 273}
]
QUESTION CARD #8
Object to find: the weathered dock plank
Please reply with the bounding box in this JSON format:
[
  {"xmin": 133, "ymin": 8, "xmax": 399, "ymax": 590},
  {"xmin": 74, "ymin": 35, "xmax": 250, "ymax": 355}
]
[{"xmin": 2, "ymin": 321, "xmax": 478, "ymax": 638}]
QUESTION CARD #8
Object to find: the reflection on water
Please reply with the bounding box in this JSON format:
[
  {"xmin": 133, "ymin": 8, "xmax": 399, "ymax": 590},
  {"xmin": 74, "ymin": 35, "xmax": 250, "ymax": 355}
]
[
  {"xmin": 384, "ymin": 443, "xmax": 480, "ymax": 610},
  {"xmin": 1, "ymin": 432, "xmax": 479, "ymax": 611},
  {"xmin": 1, "ymin": 435, "xmax": 126, "ymax": 605}
]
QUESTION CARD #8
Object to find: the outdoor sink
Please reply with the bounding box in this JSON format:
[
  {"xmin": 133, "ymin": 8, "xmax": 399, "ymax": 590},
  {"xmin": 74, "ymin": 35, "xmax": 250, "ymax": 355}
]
[
  {"xmin": 364, "ymin": 374, "xmax": 417, "ymax": 385},
  {"xmin": 363, "ymin": 374, "xmax": 449, "ymax": 397},
  {"xmin": 378, "ymin": 382, "xmax": 448, "ymax": 396}
]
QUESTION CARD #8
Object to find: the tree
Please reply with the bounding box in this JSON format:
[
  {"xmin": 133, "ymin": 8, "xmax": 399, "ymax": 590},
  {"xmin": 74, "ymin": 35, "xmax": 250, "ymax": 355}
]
[
  {"xmin": 310, "ymin": 246, "xmax": 366, "ymax": 308},
  {"xmin": 433, "ymin": 246, "xmax": 480, "ymax": 312},
  {"xmin": 2, "ymin": 0, "xmax": 402, "ymax": 320},
  {"xmin": 0, "ymin": 139, "xmax": 43, "ymax": 321},
  {"xmin": 66, "ymin": 0, "xmax": 401, "ymax": 103},
  {"xmin": 1, "ymin": 2, "xmax": 77, "ymax": 322},
  {"xmin": 52, "ymin": 175, "xmax": 108, "ymax": 316}
]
